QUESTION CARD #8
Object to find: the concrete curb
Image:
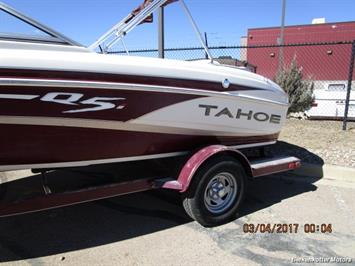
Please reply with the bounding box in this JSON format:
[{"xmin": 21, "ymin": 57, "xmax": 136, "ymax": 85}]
[{"xmin": 290, "ymin": 163, "xmax": 355, "ymax": 183}]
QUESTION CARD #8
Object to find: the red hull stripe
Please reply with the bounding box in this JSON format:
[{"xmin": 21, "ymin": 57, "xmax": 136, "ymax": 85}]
[
  {"xmin": 0, "ymin": 86, "xmax": 203, "ymax": 121},
  {"xmin": 0, "ymin": 124, "xmax": 279, "ymax": 166}
]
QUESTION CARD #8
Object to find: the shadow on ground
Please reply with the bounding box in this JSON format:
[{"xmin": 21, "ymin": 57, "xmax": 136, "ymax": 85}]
[
  {"xmin": 267, "ymin": 141, "xmax": 324, "ymax": 165},
  {"xmin": 0, "ymin": 142, "xmax": 324, "ymax": 262}
]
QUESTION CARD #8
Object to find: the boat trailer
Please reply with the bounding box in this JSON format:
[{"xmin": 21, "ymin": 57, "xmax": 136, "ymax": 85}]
[{"xmin": 0, "ymin": 145, "xmax": 300, "ymax": 227}]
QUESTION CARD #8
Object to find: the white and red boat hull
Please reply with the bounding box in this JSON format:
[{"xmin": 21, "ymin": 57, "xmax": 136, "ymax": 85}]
[{"xmin": 0, "ymin": 43, "xmax": 288, "ymax": 171}]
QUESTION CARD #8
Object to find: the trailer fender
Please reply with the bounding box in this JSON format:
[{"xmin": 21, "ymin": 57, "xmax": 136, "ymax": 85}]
[{"xmin": 161, "ymin": 145, "xmax": 252, "ymax": 193}]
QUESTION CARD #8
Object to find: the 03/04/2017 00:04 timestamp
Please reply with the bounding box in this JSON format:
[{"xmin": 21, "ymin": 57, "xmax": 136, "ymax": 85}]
[{"xmin": 243, "ymin": 223, "xmax": 333, "ymax": 233}]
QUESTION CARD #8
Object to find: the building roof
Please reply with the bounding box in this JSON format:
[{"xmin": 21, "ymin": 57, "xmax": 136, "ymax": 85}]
[
  {"xmin": 248, "ymin": 20, "xmax": 355, "ymax": 31},
  {"xmin": 247, "ymin": 20, "xmax": 355, "ymax": 45}
]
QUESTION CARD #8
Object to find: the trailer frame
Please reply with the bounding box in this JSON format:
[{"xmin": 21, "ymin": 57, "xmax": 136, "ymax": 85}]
[{"xmin": 0, "ymin": 144, "xmax": 300, "ymax": 226}]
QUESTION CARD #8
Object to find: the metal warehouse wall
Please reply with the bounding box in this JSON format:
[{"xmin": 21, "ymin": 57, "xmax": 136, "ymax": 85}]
[{"xmin": 246, "ymin": 21, "xmax": 355, "ymax": 80}]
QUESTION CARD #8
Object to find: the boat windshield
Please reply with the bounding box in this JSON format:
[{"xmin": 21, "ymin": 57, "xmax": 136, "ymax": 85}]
[
  {"xmin": 0, "ymin": 2, "xmax": 81, "ymax": 46},
  {"xmin": 0, "ymin": 9, "xmax": 53, "ymax": 41}
]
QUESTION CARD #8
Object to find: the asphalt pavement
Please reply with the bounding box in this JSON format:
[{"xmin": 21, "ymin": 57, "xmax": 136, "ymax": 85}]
[{"xmin": 0, "ymin": 169, "xmax": 354, "ymax": 265}]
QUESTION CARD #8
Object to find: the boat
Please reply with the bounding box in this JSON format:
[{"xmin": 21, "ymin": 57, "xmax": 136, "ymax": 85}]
[
  {"xmin": 0, "ymin": 0, "xmax": 300, "ymax": 225},
  {"xmin": 0, "ymin": 0, "xmax": 289, "ymax": 172}
]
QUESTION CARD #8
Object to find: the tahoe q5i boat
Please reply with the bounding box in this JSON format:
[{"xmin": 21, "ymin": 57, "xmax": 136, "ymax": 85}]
[
  {"xmin": 0, "ymin": 0, "xmax": 288, "ymax": 171},
  {"xmin": 0, "ymin": 0, "xmax": 300, "ymax": 226}
]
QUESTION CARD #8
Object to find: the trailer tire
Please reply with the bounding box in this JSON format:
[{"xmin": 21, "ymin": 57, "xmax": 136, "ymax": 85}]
[{"xmin": 182, "ymin": 155, "xmax": 246, "ymax": 227}]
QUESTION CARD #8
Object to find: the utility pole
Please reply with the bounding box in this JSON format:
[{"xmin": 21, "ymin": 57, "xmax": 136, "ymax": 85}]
[
  {"xmin": 158, "ymin": 6, "xmax": 165, "ymax": 58},
  {"xmin": 278, "ymin": 0, "xmax": 286, "ymax": 73},
  {"xmin": 204, "ymin": 32, "xmax": 209, "ymax": 59}
]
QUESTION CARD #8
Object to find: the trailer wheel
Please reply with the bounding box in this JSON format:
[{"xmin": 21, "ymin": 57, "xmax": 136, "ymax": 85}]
[{"xmin": 182, "ymin": 156, "xmax": 246, "ymax": 227}]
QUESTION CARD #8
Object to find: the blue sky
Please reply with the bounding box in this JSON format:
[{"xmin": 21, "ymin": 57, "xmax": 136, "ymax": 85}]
[{"xmin": 2, "ymin": 0, "xmax": 355, "ymax": 49}]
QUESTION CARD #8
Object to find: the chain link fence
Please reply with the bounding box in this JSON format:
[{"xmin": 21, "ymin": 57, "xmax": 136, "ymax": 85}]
[{"xmin": 109, "ymin": 41, "xmax": 355, "ymax": 129}]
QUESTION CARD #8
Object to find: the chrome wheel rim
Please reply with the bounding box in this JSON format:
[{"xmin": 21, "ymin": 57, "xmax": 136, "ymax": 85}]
[{"xmin": 204, "ymin": 172, "xmax": 237, "ymax": 214}]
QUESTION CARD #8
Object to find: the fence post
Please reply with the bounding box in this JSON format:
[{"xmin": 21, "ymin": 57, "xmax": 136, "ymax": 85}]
[{"xmin": 342, "ymin": 40, "xmax": 355, "ymax": 130}]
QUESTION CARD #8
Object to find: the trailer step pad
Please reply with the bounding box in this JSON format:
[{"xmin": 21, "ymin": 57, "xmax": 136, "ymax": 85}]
[{"xmin": 250, "ymin": 156, "xmax": 300, "ymax": 177}]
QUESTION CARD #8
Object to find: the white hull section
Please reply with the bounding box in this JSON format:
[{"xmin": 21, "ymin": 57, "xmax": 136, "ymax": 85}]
[
  {"xmin": 0, "ymin": 40, "xmax": 288, "ymax": 105},
  {"xmin": 132, "ymin": 96, "xmax": 288, "ymax": 136}
]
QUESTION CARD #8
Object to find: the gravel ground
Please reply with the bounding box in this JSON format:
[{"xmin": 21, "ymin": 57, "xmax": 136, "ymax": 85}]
[{"xmin": 269, "ymin": 119, "xmax": 355, "ymax": 168}]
